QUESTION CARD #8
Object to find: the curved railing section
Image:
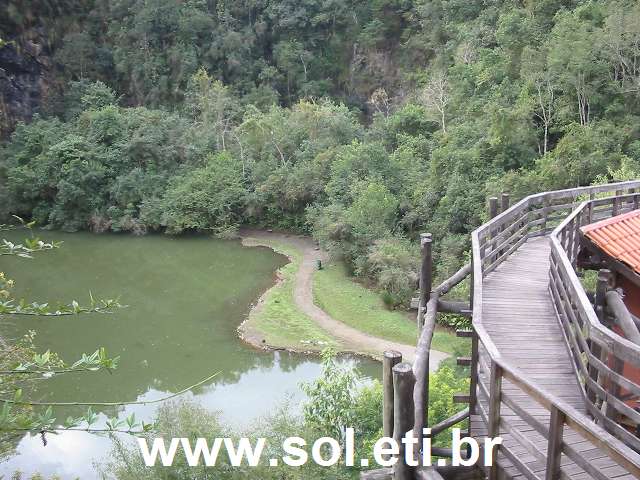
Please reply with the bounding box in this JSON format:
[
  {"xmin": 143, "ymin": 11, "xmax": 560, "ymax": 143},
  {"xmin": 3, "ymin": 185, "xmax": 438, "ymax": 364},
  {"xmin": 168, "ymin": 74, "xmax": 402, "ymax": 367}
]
[
  {"xmin": 550, "ymin": 192, "xmax": 640, "ymax": 452},
  {"xmin": 471, "ymin": 180, "xmax": 640, "ymax": 479}
]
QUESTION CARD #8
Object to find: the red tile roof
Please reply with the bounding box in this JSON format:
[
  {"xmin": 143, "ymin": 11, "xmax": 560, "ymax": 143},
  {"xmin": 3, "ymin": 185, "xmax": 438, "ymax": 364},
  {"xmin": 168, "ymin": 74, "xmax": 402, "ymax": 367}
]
[{"xmin": 581, "ymin": 209, "xmax": 640, "ymax": 274}]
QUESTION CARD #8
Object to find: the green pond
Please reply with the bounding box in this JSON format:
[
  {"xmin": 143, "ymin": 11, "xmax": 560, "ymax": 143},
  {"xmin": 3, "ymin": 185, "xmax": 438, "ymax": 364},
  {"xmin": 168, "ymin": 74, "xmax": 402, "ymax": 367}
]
[{"xmin": 0, "ymin": 231, "xmax": 379, "ymax": 479}]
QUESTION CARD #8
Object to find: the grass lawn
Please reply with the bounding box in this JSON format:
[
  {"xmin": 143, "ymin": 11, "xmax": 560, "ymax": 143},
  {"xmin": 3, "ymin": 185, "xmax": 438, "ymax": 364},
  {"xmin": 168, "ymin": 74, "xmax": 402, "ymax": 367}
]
[
  {"xmin": 243, "ymin": 238, "xmax": 339, "ymax": 351},
  {"xmin": 313, "ymin": 262, "xmax": 470, "ymax": 355}
]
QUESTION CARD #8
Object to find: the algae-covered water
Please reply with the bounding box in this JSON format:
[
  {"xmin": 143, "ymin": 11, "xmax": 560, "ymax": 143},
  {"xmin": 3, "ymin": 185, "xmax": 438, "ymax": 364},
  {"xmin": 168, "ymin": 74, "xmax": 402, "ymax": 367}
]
[{"xmin": 0, "ymin": 231, "xmax": 379, "ymax": 478}]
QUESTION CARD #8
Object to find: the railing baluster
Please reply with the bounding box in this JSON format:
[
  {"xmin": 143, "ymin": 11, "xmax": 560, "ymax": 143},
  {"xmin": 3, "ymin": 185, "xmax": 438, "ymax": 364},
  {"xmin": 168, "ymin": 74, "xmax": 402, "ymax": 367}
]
[
  {"xmin": 546, "ymin": 406, "xmax": 566, "ymax": 480},
  {"xmin": 488, "ymin": 361, "xmax": 503, "ymax": 480},
  {"xmin": 470, "ymin": 328, "xmax": 479, "ymax": 418}
]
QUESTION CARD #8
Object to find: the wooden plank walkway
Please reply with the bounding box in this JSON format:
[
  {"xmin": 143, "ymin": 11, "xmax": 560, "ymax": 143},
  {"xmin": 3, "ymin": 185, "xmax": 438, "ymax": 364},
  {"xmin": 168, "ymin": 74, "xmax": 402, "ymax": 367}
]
[{"xmin": 471, "ymin": 236, "xmax": 635, "ymax": 480}]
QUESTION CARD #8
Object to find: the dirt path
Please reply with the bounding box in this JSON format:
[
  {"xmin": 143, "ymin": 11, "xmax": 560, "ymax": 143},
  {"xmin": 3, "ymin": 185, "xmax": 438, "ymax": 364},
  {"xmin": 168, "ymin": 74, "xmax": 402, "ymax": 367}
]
[{"xmin": 241, "ymin": 230, "xmax": 449, "ymax": 371}]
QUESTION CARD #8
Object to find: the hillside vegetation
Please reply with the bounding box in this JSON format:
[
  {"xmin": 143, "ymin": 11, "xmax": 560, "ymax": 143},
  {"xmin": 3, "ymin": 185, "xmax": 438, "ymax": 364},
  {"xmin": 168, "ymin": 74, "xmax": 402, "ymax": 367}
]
[{"xmin": 2, "ymin": 0, "xmax": 640, "ymax": 302}]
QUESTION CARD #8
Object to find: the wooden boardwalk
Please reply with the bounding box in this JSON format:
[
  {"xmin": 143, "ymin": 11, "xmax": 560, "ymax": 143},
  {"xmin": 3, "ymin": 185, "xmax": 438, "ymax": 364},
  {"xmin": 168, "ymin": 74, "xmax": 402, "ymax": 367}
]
[{"xmin": 471, "ymin": 236, "xmax": 635, "ymax": 480}]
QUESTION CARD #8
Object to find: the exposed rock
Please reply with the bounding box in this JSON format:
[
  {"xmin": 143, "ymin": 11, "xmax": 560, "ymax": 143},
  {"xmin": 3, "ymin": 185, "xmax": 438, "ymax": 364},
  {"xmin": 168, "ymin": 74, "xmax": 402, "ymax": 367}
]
[{"xmin": 0, "ymin": 35, "xmax": 50, "ymax": 138}]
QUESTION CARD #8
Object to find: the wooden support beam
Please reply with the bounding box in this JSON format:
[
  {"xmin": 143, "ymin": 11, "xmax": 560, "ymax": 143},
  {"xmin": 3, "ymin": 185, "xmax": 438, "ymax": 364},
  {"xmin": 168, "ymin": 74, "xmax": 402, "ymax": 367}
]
[
  {"xmin": 456, "ymin": 329, "xmax": 474, "ymax": 338},
  {"xmin": 613, "ymin": 189, "xmax": 623, "ymax": 216},
  {"xmin": 413, "ymin": 295, "xmax": 438, "ymax": 439},
  {"xmin": 437, "ymin": 299, "xmax": 472, "ymax": 317},
  {"xmin": 393, "ymin": 363, "xmax": 416, "ymax": 480},
  {"xmin": 605, "ymin": 355, "xmax": 625, "ymax": 422},
  {"xmin": 383, "ymin": 350, "xmax": 402, "ymax": 438},
  {"xmin": 430, "ymin": 447, "xmax": 469, "ymax": 460},
  {"xmin": 418, "ymin": 233, "xmax": 433, "ymax": 330},
  {"xmin": 429, "ymin": 407, "xmax": 470, "ymax": 436},
  {"xmin": 456, "ymin": 357, "xmax": 471, "ymax": 366},
  {"xmin": 453, "ymin": 393, "xmax": 470, "ymax": 404},
  {"xmin": 434, "ymin": 263, "xmax": 471, "ymax": 296},
  {"xmin": 606, "ymin": 289, "xmax": 640, "ymax": 345},
  {"xmin": 488, "ymin": 197, "xmax": 499, "ymax": 241}
]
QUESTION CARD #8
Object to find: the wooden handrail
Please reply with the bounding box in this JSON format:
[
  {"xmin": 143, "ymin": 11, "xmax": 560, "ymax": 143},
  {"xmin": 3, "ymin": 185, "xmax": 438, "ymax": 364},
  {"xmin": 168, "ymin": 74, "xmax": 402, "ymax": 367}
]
[
  {"xmin": 412, "ymin": 262, "xmax": 471, "ymax": 438},
  {"xmin": 470, "ymin": 181, "xmax": 640, "ymax": 480}
]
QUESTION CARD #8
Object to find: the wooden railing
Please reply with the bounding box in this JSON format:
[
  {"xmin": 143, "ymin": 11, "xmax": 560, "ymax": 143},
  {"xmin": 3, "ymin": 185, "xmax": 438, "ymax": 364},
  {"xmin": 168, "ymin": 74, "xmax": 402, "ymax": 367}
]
[
  {"xmin": 549, "ymin": 192, "xmax": 640, "ymax": 452},
  {"xmin": 471, "ymin": 180, "xmax": 640, "ymax": 480}
]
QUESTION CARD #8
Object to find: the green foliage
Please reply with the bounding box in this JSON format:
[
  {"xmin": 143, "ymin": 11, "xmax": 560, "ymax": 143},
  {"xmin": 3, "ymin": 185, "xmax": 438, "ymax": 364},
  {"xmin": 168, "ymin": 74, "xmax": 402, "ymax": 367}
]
[
  {"xmin": 300, "ymin": 349, "xmax": 362, "ymax": 440},
  {"xmin": 428, "ymin": 365, "xmax": 469, "ymax": 447},
  {"xmin": 364, "ymin": 237, "xmax": 419, "ymax": 306},
  {"xmin": 4, "ymin": 0, "xmax": 640, "ymax": 307},
  {"xmin": 154, "ymin": 153, "xmax": 247, "ymax": 235}
]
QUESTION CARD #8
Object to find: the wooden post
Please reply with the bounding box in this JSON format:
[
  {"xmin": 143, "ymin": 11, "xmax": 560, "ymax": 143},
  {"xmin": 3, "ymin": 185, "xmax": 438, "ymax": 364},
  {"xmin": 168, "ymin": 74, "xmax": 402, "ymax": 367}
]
[
  {"xmin": 488, "ymin": 197, "xmax": 499, "ymax": 259},
  {"xmin": 545, "ymin": 406, "xmax": 566, "ymax": 480},
  {"xmin": 595, "ymin": 269, "xmax": 611, "ymax": 324},
  {"xmin": 500, "ymin": 193, "xmax": 510, "ymax": 213},
  {"xmin": 489, "ymin": 196, "xmax": 499, "ymax": 221},
  {"xmin": 496, "ymin": 193, "xmax": 510, "ymax": 255},
  {"xmin": 393, "ymin": 363, "xmax": 416, "ymax": 480},
  {"xmin": 487, "ymin": 361, "xmax": 502, "ymax": 480},
  {"xmin": 613, "ymin": 189, "xmax": 623, "ymax": 216},
  {"xmin": 542, "ymin": 196, "xmax": 550, "ymax": 233},
  {"xmin": 591, "ymin": 269, "xmax": 611, "ymax": 405},
  {"xmin": 383, "ymin": 350, "xmax": 402, "ymax": 438},
  {"xmin": 418, "ymin": 233, "xmax": 433, "ymax": 330}
]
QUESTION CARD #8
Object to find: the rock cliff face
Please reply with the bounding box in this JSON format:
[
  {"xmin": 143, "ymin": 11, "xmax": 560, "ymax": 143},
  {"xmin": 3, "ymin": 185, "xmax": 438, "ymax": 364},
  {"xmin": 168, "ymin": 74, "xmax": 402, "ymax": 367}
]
[{"xmin": 0, "ymin": 36, "xmax": 51, "ymax": 138}]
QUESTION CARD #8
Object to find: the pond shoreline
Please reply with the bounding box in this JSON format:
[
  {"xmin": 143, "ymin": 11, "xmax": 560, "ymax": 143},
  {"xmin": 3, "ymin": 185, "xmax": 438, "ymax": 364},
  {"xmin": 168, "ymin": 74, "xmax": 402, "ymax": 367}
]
[
  {"xmin": 237, "ymin": 229, "xmax": 357, "ymax": 358},
  {"xmin": 237, "ymin": 229, "xmax": 449, "ymax": 369}
]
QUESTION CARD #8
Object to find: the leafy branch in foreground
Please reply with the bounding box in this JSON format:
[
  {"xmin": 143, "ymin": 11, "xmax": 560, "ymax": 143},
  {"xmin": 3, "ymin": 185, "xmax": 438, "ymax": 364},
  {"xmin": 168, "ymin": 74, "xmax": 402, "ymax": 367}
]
[
  {"xmin": 1, "ymin": 271, "xmax": 125, "ymax": 315},
  {"xmin": 0, "ymin": 296, "xmax": 125, "ymax": 316},
  {"xmin": 0, "ymin": 371, "xmax": 220, "ymax": 436},
  {"xmin": 0, "ymin": 238, "xmax": 61, "ymax": 258},
  {"xmin": 2, "ymin": 347, "xmax": 120, "ymax": 375}
]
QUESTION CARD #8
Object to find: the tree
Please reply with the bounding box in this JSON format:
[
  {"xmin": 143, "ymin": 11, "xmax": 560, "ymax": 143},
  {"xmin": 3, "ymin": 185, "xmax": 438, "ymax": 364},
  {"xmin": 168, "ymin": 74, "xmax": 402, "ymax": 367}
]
[
  {"xmin": 155, "ymin": 152, "xmax": 247, "ymax": 236},
  {"xmin": 185, "ymin": 68, "xmax": 239, "ymax": 152},
  {"xmin": 548, "ymin": 9, "xmax": 604, "ymax": 126},
  {"xmin": 54, "ymin": 32, "xmax": 98, "ymax": 80},
  {"xmin": 599, "ymin": 1, "xmax": 640, "ymax": 97},
  {"xmin": 521, "ymin": 47, "xmax": 558, "ymax": 155},
  {"xmin": 420, "ymin": 71, "xmax": 450, "ymax": 133}
]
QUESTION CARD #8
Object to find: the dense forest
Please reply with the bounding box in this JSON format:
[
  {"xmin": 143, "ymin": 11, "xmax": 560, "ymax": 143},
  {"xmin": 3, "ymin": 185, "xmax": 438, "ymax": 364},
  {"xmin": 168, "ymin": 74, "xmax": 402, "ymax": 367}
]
[{"xmin": 2, "ymin": 0, "xmax": 640, "ymax": 303}]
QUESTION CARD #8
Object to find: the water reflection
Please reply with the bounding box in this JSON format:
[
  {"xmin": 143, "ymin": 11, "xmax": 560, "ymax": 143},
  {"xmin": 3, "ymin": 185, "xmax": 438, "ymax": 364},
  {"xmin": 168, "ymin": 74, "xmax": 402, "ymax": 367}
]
[{"xmin": 0, "ymin": 352, "xmax": 379, "ymax": 479}]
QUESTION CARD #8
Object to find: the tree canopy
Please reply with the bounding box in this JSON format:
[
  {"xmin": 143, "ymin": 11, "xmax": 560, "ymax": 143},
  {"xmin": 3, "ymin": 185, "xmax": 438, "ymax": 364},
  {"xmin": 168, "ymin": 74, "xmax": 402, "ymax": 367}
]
[{"xmin": 2, "ymin": 0, "xmax": 640, "ymax": 302}]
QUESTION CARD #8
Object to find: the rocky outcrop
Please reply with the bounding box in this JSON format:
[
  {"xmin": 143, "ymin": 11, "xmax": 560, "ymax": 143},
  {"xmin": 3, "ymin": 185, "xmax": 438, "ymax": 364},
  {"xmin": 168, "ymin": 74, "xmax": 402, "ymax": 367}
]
[{"xmin": 0, "ymin": 36, "xmax": 51, "ymax": 138}]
